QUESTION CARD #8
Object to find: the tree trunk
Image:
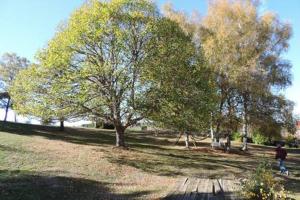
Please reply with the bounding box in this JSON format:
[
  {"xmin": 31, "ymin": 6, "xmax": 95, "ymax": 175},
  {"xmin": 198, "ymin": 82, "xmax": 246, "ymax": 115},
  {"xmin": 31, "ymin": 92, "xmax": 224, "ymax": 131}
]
[
  {"xmin": 185, "ymin": 131, "xmax": 190, "ymax": 148},
  {"xmin": 115, "ymin": 126, "xmax": 125, "ymax": 147},
  {"xmin": 4, "ymin": 97, "xmax": 11, "ymax": 122},
  {"xmin": 226, "ymin": 134, "xmax": 231, "ymax": 152},
  {"xmin": 210, "ymin": 112, "xmax": 214, "ymax": 142},
  {"xmin": 14, "ymin": 112, "xmax": 17, "ymax": 122},
  {"xmin": 175, "ymin": 132, "xmax": 183, "ymax": 145},
  {"xmin": 241, "ymin": 97, "xmax": 249, "ymax": 151},
  {"xmin": 95, "ymin": 118, "xmax": 103, "ymax": 128},
  {"xmin": 215, "ymin": 123, "xmax": 221, "ymax": 142},
  {"xmin": 60, "ymin": 121, "xmax": 64, "ymax": 131},
  {"xmin": 242, "ymin": 120, "xmax": 248, "ymax": 151}
]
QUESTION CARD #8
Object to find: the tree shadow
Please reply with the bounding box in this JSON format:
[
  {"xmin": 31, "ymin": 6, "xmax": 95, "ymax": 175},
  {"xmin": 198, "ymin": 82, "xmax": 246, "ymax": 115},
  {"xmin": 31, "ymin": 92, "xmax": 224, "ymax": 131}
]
[
  {"xmin": 103, "ymin": 144, "xmax": 257, "ymax": 179},
  {"xmin": 0, "ymin": 121, "xmax": 174, "ymax": 148},
  {"xmin": 0, "ymin": 170, "xmax": 152, "ymax": 200},
  {"xmin": 0, "ymin": 121, "xmax": 117, "ymax": 146},
  {"xmin": 0, "ymin": 144, "xmax": 29, "ymax": 153},
  {"xmin": 1, "ymin": 122, "xmax": 299, "ymax": 196}
]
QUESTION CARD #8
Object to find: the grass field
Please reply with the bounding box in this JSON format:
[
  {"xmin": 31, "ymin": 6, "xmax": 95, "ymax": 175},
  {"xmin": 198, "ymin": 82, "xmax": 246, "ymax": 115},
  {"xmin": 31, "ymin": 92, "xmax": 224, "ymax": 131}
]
[{"xmin": 0, "ymin": 121, "xmax": 299, "ymax": 199}]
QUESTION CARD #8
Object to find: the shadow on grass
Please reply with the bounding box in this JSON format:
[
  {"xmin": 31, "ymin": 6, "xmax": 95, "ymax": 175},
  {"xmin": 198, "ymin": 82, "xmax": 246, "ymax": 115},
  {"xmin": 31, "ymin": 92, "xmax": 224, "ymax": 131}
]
[
  {"xmin": 1, "ymin": 121, "xmax": 299, "ymax": 196},
  {"xmin": 103, "ymin": 145, "xmax": 258, "ymax": 179},
  {"xmin": 0, "ymin": 144, "xmax": 29, "ymax": 153},
  {"xmin": 0, "ymin": 122, "xmax": 258, "ymax": 178},
  {"xmin": 0, "ymin": 170, "xmax": 152, "ymax": 200},
  {"xmin": 0, "ymin": 121, "xmax": 174, "ymax": 149},
  {"xmin": 0, "ymin": 121, "xmax": 117, "ymax": 146}
]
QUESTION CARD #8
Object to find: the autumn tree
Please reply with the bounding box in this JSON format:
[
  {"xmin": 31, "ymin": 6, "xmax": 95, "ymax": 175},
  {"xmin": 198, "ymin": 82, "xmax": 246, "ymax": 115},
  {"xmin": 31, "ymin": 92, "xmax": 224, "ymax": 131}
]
[
  {"xmin": 200, "ymin": 0, "xmax": 292, "ymax": 150},
  {"xmin": 0, "ymin": 53, "xmax": 30, "ymax": 121}
]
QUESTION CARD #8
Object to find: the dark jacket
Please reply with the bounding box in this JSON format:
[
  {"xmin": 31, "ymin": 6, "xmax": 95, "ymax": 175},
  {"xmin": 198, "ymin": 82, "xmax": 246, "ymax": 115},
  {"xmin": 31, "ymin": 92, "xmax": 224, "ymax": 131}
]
[{"xmin": 275, "ymin": 147, "xmax": 287, "ymax": 160}]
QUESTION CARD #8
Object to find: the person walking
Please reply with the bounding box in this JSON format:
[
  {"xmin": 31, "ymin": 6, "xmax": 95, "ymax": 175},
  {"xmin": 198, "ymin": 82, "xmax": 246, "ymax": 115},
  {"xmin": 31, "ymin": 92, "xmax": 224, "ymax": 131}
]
[{"xmin": 275, "ymin": 143, "xmax": 289, "ymax": 175}]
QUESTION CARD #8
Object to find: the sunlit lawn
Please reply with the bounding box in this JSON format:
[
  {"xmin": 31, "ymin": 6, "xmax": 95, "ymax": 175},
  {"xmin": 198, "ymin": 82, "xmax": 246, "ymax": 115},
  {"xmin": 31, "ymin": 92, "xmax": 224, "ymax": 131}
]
[{"xmin": 0, "ymin": 122, "xmax": 299, "ymax": 199}]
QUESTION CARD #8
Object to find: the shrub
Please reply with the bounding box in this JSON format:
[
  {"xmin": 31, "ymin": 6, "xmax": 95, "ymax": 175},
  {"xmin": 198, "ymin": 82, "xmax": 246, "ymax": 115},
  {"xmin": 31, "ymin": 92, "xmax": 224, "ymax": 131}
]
[
  {"xmin": 103, "ymin": 122, "xmax": 115, "ymax": 129},
  {"xmin": 231, "ymin": 132, "xmax": 242, "ymax": 141},
  {"xmin": 252, "ymin": 130, "xmax": 269, "ymax": 145},
  {"xmin": 81, "ymin": 123, "xmax": 95, "ymax": 128},
  {"xmin": 285, "ymin": 134, "xmax": 298, "ymax": 148},
  {"xmin": 241, "ymin": 160, "xmax": 290, "ymax": 200},
  {"xmin": 286, "ymin": 135, "xmax": 295, "ymax": 144}
]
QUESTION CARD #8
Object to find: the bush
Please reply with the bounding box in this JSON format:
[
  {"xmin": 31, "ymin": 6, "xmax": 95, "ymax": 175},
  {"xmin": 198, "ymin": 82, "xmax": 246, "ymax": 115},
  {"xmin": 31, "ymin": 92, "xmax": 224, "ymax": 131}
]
[
  {"xmin": 273, "ymin": 140, "xmax": 286, "ymax": 147},
  {"xmin": 231, "ymin": 132, "xmax": 242, "ymax": 141},
  {"xmin": 285, "ymin": 135, "xmax": 298, "ymax": 148},
  {"xmin": 81, "ymin": 123, "xmax": 95, "ymax": 128},
  {"xmin": 241, "ymin": 160, "xmax": 290, "ymax": 200},
  {"xmin": 103, "ymin": 122, "xmax": 115, "ymax": 129},
  {"xmin": 252, "ymin": 130, "xmax": 269, "ymax": 145},
  {"xmin": 286, "ymin": 135, "xmax": 295, "ymax": 144}
]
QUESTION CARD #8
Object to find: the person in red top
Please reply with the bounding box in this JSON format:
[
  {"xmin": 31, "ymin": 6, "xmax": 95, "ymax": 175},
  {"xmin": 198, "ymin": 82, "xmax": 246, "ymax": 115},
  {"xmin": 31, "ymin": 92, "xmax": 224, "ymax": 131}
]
[{"xmin": 275, "ymin": 144, "xmax": 289, "ymax": 175}]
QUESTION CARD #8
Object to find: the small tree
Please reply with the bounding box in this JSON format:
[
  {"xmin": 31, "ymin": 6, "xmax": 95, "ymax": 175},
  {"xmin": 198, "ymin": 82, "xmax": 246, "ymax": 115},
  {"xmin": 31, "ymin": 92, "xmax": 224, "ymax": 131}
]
[
  {"xmin": 0, "ymin": 53, "xmax": 30, "ymax": 121},
  {"xmin": 11, "ymin": 64, "xmax": 83, "ymax": 131}
]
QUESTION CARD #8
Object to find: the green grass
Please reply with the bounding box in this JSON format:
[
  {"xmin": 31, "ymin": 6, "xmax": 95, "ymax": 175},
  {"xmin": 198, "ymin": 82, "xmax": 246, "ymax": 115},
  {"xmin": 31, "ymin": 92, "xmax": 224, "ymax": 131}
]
[{"xmin": 0, "ymin": 121, "xmax": 299, "ymax": 199}]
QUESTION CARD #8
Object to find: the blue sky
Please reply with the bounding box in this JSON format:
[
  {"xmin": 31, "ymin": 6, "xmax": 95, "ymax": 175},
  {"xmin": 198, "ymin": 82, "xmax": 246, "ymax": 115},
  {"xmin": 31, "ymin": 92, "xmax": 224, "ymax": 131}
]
[{"xmin": 0, "ymin": 0, "xmax": 299, "ymax": 116}]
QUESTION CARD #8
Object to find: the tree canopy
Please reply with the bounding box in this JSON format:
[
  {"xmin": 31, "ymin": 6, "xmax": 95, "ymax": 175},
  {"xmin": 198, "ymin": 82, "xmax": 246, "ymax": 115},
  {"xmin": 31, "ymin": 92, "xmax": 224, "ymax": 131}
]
[
  {"xmin": 11, "ymin": 0, "xmax": 212, "ymax": 147},
  {"xmin": 10, "ymin": 0, "xmax": 295, "ymax": 149},
  {"xmin": 146, "ymin": 3, "xmax": 217, "ymax": 137},
  {"xmin": 200, "ymin": 0, "xmax": 293, "ymax": 149}
]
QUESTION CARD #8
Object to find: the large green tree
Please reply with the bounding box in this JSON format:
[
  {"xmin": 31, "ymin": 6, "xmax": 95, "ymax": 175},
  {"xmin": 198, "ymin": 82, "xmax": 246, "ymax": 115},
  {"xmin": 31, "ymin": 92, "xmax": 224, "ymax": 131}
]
[
  {"xmin": 11, "ymin": 0, "xmax": 200, "ymax": 147},
  {"xmin": 145, "ymin": 3, "xmax": 217, "ymax": 148},
  {"xmin": 0, "ymin": 53, "xmax": 30, "ymax": 121}
]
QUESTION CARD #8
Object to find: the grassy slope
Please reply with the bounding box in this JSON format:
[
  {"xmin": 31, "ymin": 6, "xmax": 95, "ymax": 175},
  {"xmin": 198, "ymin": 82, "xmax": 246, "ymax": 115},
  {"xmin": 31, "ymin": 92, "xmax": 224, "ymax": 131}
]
[{"xmin": 0, "ymin": 122, "xmax": 299, "ymax": 200}]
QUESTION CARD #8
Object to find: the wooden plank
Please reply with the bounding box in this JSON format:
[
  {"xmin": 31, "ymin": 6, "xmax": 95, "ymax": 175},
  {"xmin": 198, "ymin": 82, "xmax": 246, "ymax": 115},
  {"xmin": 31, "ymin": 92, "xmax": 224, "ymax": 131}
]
[
  {"xmin": 174, "ymin": 178, "xmax": 190, "ymax": 200},
  {"xmin": 224, "ymin": 180, "xmax": 233, "ymax": 200},
  {"xmin": 183, "ymin": 178, "xmax": 193, "ymax": 200},
  {"xmin": 190, "ymin": 178, "xmax": 200, "ymax": 200},
  {"xmin": 165, "ymin": 178, "xmax": 188, "ymax": 200},
  {"xmin": 211, "ymin": 179, "xmax": 225, "ymax": 200},
  {"xmin": 222, "ymin": 179, "xmax": 240, "ymax": 200},
  {"xmin": 213, "ymin": 179, "xmax": 222, "ymax": 195},
  {"xmin": 164, "ymin": 178, "xmax": 240, "ymax": 200},
  {"xmin": 178, "ymin": 178, "xmax": 189, "ymax": 191},
  {"xmin": 197, "ymin": 178, "xmax": 212, "ymax": 200},
  {"xmin": 195, "ymin": 178, "xmax": 207, "ymax": 200},
  {"xmin": 228, "ymin": 180, "xmax": 240, "ymax": 200},
  {"xmin": 206, "ymin": 179, "xmax": 213, "ymax": 200},
  {"xmin": 182, "ymin": 178, "xmax": 198, "ymax": 200}
]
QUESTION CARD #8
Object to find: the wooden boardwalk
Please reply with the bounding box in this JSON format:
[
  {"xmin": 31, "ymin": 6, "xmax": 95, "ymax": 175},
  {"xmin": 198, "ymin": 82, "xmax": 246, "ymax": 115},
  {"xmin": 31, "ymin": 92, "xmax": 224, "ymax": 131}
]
[{"xmin": 164, "ymin": 178, "xmax": 240, "ymax": 200}]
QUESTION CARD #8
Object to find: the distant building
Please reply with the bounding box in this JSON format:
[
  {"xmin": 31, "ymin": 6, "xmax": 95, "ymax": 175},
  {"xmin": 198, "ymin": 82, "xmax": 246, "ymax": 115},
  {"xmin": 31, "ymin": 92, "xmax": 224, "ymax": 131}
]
[
  {"xmin": 296, "ymin": 120, "xmax": 300, "ymax": 139},
  {"xmin": 296, "ymin": 120, "xmax": 300, "ymax": 129},
  {"xmin": 280, "ymin": 120, "xmax": 300, "ymax": 139}
]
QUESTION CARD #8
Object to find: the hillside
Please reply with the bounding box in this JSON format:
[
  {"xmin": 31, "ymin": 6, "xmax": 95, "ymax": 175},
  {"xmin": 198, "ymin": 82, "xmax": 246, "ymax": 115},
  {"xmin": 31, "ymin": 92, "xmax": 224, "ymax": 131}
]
[{"xmin": 0, "ymin": 122, "xmax": 299, "ymax": 199}]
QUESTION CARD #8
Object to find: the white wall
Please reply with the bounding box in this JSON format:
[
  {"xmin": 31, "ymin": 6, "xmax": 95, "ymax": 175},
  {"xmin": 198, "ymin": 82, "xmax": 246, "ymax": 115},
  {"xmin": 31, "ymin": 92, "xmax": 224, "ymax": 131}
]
[{"xmin": 0, "ymin": 108, "xmax": 90, "ymax": 127}]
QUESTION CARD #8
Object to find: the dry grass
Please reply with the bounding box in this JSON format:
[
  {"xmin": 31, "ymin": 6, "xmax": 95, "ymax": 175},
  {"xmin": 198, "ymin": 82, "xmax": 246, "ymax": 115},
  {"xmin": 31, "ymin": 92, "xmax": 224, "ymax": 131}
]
[{"xmin": 0, "ymin": 122, "xmax": 299, "ymax": 199}]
